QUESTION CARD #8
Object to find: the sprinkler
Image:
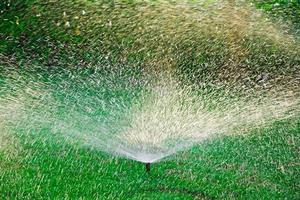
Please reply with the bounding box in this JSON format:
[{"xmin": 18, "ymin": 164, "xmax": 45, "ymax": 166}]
[{"xmin": 145, "ymin": 163, "xmax": 151, "ymax": 172}]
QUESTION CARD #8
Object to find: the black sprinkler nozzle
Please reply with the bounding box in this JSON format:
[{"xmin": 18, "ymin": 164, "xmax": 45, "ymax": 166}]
[{"xmin": 145, "ymin": 163, "xmax": 150, "ymax": 172}]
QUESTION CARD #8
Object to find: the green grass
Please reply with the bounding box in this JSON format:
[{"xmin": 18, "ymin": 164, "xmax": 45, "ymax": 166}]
[
  {"xmin": 1, "ymin": 0, "xmax": 299, "ymax": 199},
  {"xmin": 254, "ymin": 0, "xmax": 300, "ymax": 31},
  {"xmin": 1, "ymin": 118, "xmax": 299, "ymax": 199}
]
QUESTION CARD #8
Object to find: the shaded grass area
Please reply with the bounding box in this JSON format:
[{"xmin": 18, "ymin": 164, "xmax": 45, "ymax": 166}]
[
  {"xmin": 1, "ymin": 118, "xmax": 299, "ymax": 199},
  {"xmin": 254, "ymin": 0, "xmax": 300, "ymax": 32}
]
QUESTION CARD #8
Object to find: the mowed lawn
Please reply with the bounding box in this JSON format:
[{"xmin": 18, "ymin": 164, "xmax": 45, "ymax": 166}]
[
  {"xmin": 1, "ymin": 0, "xmax": 299, "ymax": 199},
  {"xmin": 1, "ymin": 118, "xmax": 299, "ymax": 199}
]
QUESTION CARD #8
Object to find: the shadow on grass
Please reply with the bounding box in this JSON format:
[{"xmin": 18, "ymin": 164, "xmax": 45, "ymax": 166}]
[{"xmin": 143, "ymin": 186, "xmax": 215, "ymax": 200}]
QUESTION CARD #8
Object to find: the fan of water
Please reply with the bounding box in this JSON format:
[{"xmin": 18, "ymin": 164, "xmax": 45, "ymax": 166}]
[
  {"xmin": 0, "ymin": 0, "xmax": 299, "ymax": 167},
  {"xmin": 1, "ymin": 66, "xmax": 299, "ymax": 165}
]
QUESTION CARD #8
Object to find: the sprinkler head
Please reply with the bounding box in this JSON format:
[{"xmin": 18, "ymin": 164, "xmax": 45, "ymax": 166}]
[{"xmin": 145, "ymin": 163, "xmax": 150, "ymax": 172}]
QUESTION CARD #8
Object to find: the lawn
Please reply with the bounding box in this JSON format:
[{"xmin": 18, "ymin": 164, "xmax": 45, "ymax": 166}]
[
  {"xmin": 0, "ymin": 0, "xmax": 299, "ymax": 199},
  {"xmin": 1, "ymin": 118, "xmax": 299, "ymax": 199}
]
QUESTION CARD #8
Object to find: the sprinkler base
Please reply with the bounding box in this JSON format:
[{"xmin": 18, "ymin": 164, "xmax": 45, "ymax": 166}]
[{"xmin": 145, "ymin": 163, "xmax": 150, "ymax": 172}]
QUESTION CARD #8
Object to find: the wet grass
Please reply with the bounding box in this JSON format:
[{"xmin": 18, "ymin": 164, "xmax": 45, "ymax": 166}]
[
  {"xmin": 0, "ymin": 118, "xmax": 299, "ymax": 199},
  {"xmin": 1, "ymin": 0, "xmax": 300, "ymax": 199}
]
